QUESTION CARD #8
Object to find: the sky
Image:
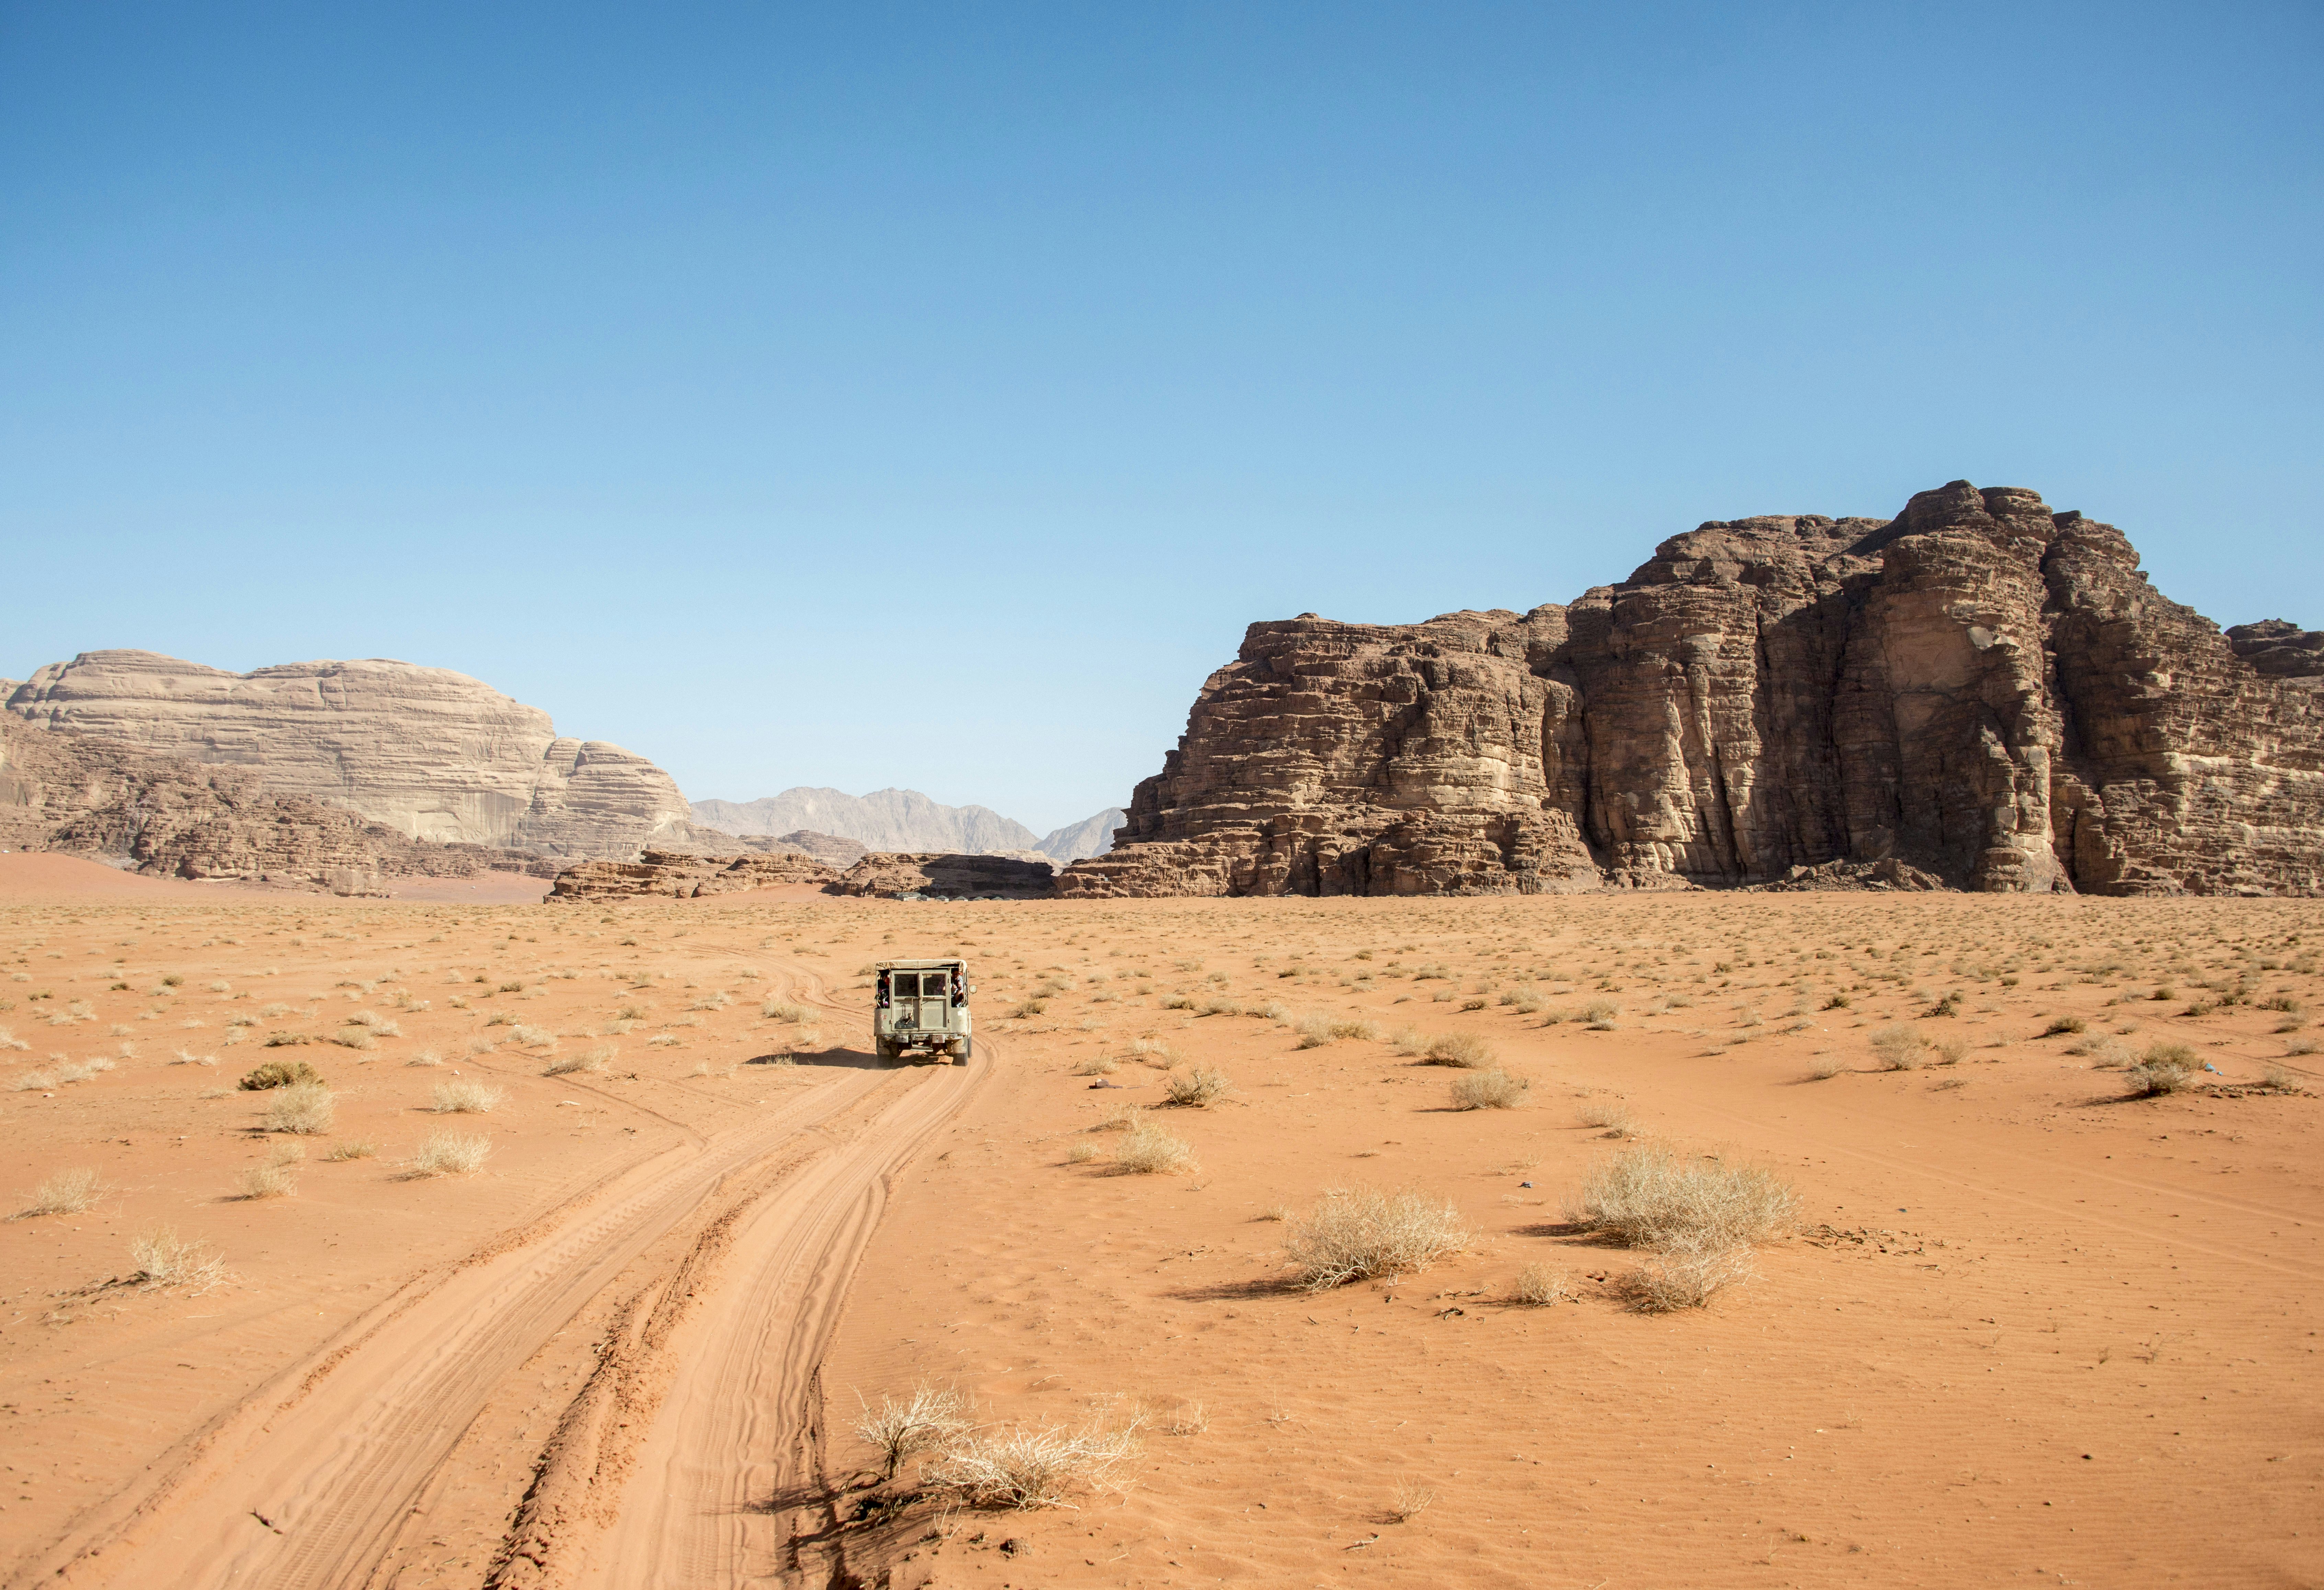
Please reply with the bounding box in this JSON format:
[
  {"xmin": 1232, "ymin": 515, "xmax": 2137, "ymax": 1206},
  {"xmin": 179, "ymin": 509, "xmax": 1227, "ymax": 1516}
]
[{"xmin": 3, "ymin": 2, "xmax": 2318, "ymax": 834}]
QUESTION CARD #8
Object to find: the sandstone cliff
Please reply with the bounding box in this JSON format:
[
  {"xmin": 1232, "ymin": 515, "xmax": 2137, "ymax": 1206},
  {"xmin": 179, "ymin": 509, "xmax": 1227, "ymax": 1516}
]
[
  {"xmin": 1061, "ymin": 481, "xmax": 2323, "ymax": 899},
  {"xmin": 0, "ymin": 714, "xmax": 549, "ymax": 894},
  {"xmin": 547, "ymin": 848, "xmax": 839, "ymax": 903},
  {"xmin": 6, "ymin": 651, "xmax": 693, "ymax": 858},
  {"xmin": 829, "ymin": 853, "xmax": 1056, "ymax": 900}
]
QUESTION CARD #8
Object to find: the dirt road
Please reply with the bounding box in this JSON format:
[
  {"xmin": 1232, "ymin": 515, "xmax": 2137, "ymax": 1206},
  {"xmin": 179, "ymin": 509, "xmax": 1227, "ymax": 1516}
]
[{"xmin": 20, "ymin": 963, "xmax": 984, "ymax": 1590}]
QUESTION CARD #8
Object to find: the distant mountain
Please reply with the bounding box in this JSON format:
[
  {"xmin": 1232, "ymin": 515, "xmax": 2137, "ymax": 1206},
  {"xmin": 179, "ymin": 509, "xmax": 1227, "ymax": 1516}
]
[
  {"xmin": 690, "ymin": 788, "xmax": 1125, "ymax": 866},
  {"xmin": 1036, "ymin": 808, "xmax": 1125, "ymax": 864},
  {"xmin": 691, "ymin": 788, "xmax": 1042, "ymax": 856}
]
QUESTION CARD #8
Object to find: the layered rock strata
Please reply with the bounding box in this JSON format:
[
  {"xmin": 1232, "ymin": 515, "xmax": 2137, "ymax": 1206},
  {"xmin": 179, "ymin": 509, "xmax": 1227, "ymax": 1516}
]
[
  {"xmin": 829, "ymin": 853, "xmax": 1057, "ymax": 900},
  {"xmin": 7, "ymin": 651, "xmax": 694, "ymax": 857},
  {"xmin": 547, "ymin": 848, "xmax": 839, "ymax": 903},
  {"xmin": 1062, "ymin": 481, "xmax": 2324, "ymax": 898},
  {"xmin": 0, "ymin": 714, "xmax": 549, "ymax": 894}
]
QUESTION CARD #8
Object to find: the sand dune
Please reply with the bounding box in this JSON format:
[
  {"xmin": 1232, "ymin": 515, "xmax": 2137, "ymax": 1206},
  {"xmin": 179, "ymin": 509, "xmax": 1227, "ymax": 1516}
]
[{"xmin": 0, "ymin": 887, "xmax": 2315, "ymax": 1588}]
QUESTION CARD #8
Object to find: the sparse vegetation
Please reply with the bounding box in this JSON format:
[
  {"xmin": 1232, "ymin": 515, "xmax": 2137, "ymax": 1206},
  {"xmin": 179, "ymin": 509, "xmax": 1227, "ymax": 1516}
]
[
  {"xmin": 1114, "ymin": 1113, "xmax": 1197, "ymax": 1175},
  {"xmin": 1450, "ymin": 1067, "xmax": 1528, "ymax": 1109},
  {"xmin": 1162, "ymin": 1066, "xmax": 1233, "ymax": 1107},
  {"xmin": 128, "ymin": 1227, "xmax": 228, "ymax": 1293},
  {"xmin": 856, "ymin": 1382, "xmax": 973, "ymax": 1479},
  {"xmin": 263, "ymin": 1081, "xmax": 335, "ymax": 1134},
  {"xmin": 1566, "ymin": 1145, "xmax": 1797, "ymax": 1251},
  {"xmin": 1387, "ymin": 1480, "xmax": 1436, "ymax": 1523},
  {"xmin": 1283, "ymin": 1186, "xmax": 1468, "ymax": 1290},
  {"xmin": 240, "ymin": 1142, "xmax": 304, "ymax": 1198},
  {"xmin": 1421, "ymin": 1032, "xmax": 1494, "ymax": 1069},
  {"xmin": 2124, "ymin": 1042, "xmax": 2198, "ymax": 1097},
  {"xmin": 239, "ymin": 1058, "xmax": 321, "ymax": 1090},
  {"xmin": 2044, "ymin": 1014, "xmax": 2088, "ymax": 1036},
  {"xmin": 545, "ymin": 1046, "xmax": 611, "ymax": 1076},
  {"xmin": 1622, "ymin": 1237, "xmax": 1757, "ymax": 1312},
  {"xmin": 1577, "ymin": 1099, "xmax": 1634, "ymax": 1135},
  {"xmin": 924, "ymin": 1411, "xmax": 1143, "ymax": 1509},
  {"xmin": 1870, "ymin": 1024, "xmax": 1929, "ymax": 1070},
  {"xmin": 408, "ymin": 1130, "xmax": 491, "ymax": 1177},
  {"xmin": 1511, "ymin": 1262, "xmax": 1571, "ymax": 1306},
  {"xmin": 324, "ymin": 1138, "xmax": 379, "ymax": 1160},
  {"xmin": 431, "ymin": 1079, "xmax": 506, "ymax": 1113},
  {"xmin": 15, "ymin": 1167, "xmax": 100, "ymax": 1218}
]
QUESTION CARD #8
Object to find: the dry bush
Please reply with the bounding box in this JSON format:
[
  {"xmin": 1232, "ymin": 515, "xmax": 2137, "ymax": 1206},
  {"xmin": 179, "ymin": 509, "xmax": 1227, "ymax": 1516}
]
[
  {"xmin": 1511, "ymin": 1262, "xmax": 1571, "ymax": 1306},
  {"xmin": 0, "ymin": 1026, "xmax": 27, "ymax": 1053},
  {"xmin": 1163, "ymin": 1066, "xmax": 1233, "ymax": 1107},
  {"xmin": 332, "ymin": 1027, "xmax": 377, "ymax": 1051},
  {"xmin": 1450, "ymin": 1068, "xmax": 1529, "ymax": 1110},
  {"xmin": 1422, "ymin": 1032, "xmax": 1494, "ymax": 1069},
  {"xmin": 239, "ymin": 1058, "xmax": 320, "ymax": 1090},
  {"xmin": 1284, "ymin": 1187, "xmax": 1468, "ymax": 1290},
  {"xmin": 240, "ymin": 1142, "xmax": 303, "ymax": 1199},
  {"xmin": 2124, "ymin": 1042, "xmax": 2198, "ymax": 1097},
  {"xmin": 924, "ymin": 1412, "xmax": 1143, "ymax": 1509},
  {"xmin": 1804, "ymin": 1054, "xmax": 1847, "ymax": 1081},
  {"xmin": 2259, "ymin": 1063, "xmax": 2307, "ymax": 1093},
  {"xmin": 509, "ymin": 1024, "xmax": 557, "ymax": 1049},
  {"xmin": 1622, "ymin": 1238, "xmax": 1756, "ymax": 1312},
  {"xmin": 1388, "ymin": 1480, "xmax": 1436, "ymax": 1523},
  {"xmin": 761, "ymin": 1000, "xmax": 809, "ymax": 1022},
  {"xmin": 2045, "ymin": 1015, "xmax": 2088, "ymax": 1037},
  {"xmin": 1074, "ymin": 1054, "xmax": 1118, "ymax": 1076},
  {"xmin": 263, "ymin": 1081, "xmax": 335, "ymax": 1135},
  {"xmin": 1566, "ymin": 1146, "xmax": 1797, "ymax": 1250},
  {"xmin": 431, "ymin": 1080, "xmax": 505, "ymax": 1113},
  {"xmin": 856, "ymin": 1382, "xmax": 973, "ymax": 1479},
  {"xmin": 1388, "ymin": 1027, "xmax": 1425, "ymax": 1057},
  {"xmin": 129, "ymin": 1227, "xmax": 228, "ymax": 1293},
  {"xmin": 1064, "ymin": 1141, "xmax": 1100, "ymax": 1164},
  {"xmin": 324, "ymin": 1139, "xmax": 379, "ymax": 1161},
  {"xmin": 408, "ymin": 1048, "xmax": 444, "ymax": 1067},
  {"xmin": 1869, "ymin": 1025, "xmax": 1928, "ymax": 1071},
  {"xmin": 1166, "ymin": 1400, "xmax": 1207, "ymax": 1435},
  {"xmin": 2072, "ymin": 1034, "xmax": 2136, "ymax": 1068},
  {"xmin": 1115, "ymin": 1116, "xmax": 1197, "ymax": 1175},
  {"xmin": 408, "ymin": 1130, "xmax": 491, "ymax": 1177},
  {"xmin": 1258, "ymin": 1203, "xmax": 1291, "ymax": 1222},
  {"xmin": 545, "ymin": 1046, "xmax": 611, "ymax": 1076},
  {"xmin": 1577, "ymin": 1099, "xmax": 1634, "ymax": 1135},
  {"xmin": 15, "ymin": 1167, "xmax": 100, "ymax": 1218},
  {"xmin": 1127, "ymin": 1037, "xmax": 1172, "ymax": 1062},
  {"xmin": 1580, "ymin": 998, "xmax": 1620, "ymax": 1028}
]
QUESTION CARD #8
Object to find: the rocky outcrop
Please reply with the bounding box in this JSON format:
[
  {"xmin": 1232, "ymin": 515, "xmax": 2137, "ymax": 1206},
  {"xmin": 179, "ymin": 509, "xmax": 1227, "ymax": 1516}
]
[
  {"xmin": 546, "ymin": 848, "xmax": 838, "ymax": 903},
  {"xmin": 830, "ymin": 853, "xmax": 1056, "ymax": 900},
  {"xmin": 0, "ymin": 714, "xmax": 550, "ymax": 893},
  {"xmin": 765, "ymin": 829, "xmax": 869, "ymax": 868},
  {"xmin": 1035, "ymin": 808, "xmax": 1126, "ymax": 865},
  {"xmin": 1063, "ymin": 481, "xmax": 2324, "ymax": 899},
  {"xmin": 6, "ymin": 650, "xmax": 693, "ymax": 857}
]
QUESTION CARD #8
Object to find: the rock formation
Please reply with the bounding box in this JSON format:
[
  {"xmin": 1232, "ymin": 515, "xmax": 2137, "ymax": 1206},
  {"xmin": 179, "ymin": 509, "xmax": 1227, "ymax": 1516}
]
[
  {"xmin": 0, "ymin": 714, "xmax": 549, "ymax": 894},
  {"xmin": 1061, "ymin": 481, "xmax": 2324, "ymax": 899},
  {"xmin": 690, "ymin": 787, "xmax": 1045, "ymax": 856},
  {"xmin": 6, "ymin": 650, "xmax": 695, "ymax": 857},
  {"xmin": 828, "ymin": 853, "xmax": 1056, "ymax": 900},
  {"xmin": 766, "ymin": 829, "xmax": 870, "ymax": 868},
  {"xmin": 1035, "ymin": 808, "xmax": 1126, "ymax": 865},
  {"xmin": 547, "ymin": 848, "xmax": 838, "ymax": 903}
]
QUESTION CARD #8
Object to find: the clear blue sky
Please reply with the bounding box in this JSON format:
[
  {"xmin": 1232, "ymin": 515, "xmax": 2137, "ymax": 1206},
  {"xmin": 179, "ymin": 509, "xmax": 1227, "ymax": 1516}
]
[{"xmin": 4, "ymin": 3, "xmax": 2317, "ymax": 833}]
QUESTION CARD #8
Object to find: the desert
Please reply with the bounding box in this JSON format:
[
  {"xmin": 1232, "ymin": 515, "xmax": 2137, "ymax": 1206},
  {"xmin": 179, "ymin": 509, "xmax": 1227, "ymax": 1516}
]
[{"xmin": 1, "ymin": 868, "xmax": 2317, "ymax": 1588}]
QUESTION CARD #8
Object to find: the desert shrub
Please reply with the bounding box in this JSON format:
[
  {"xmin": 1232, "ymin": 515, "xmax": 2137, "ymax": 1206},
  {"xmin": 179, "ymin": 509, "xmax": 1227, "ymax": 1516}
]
[
  {"xmin": 925, "ymin": 1413, "xmax": 1143, "ymax": 1510},
  {"xmin": 545, "ymin": 1047, "xmax": 611, "ymax": 1076},
  {"xmin": 240, "ymin": 1142, "xmax": 303, "ymax": 1199},
  {"xmin": 2260, "ymin": 1062, "xmax": 2307, "ymax": 1093},
  {"xmin": 332, "ymin": 1027, "xmax": 377, "ymax": 1051},
  {"xmin": 509, "ymin": 1024, "xmax": 557, "ymax": 1049},
  {"xmin": 1580, "ymin": 999, "xmax": 1620, "ymax": 1027},
  {"xmin": 1388, "ymin": 1479, "xmax": 1436, "ymax": 1523},
  {"xmin": 15, "ymin": 1167, "xmax": 100, "ymax": 1218},
  {"xmin": 1163, "ymin": 1066, "xmax": 1233, "ymax": 1107},
  {"xmin": 239, "ymin": 1059, "xmax": 320, "ymax": 1091},
  {"xmin": 1283, "ymin": 1186, "xmax": 1468, "ymax": 1290},
  {"xmin": 761, "ymin": 1000, "xmax": 808, "ymax": 1022},
  {"xmin": 1804, "ymin": 1054, "xmax": 1847, "ymax": 1080},
  {"xmin": 1422, "ymin": 1032, "xmax": 1494, "ymax": 1069},
  {"xmin": 263, "ymin": 1032, "xmax": 313, "ymax": 1048},
  {"xmin": 1014, "ymin": 998, "xmax": 1051, "ymax": 1018},
  {"xmin": 2124, "ymin": 1043, "xmax": 2198, "ymax": 1097},
  {"xmin": 1567, "ymin": 1146, "xmax": 1797, "ymax": 1250},
  {"xmin": 2044, "ymin": 1015, "xmax": 2087, "ymax": 1037},
  {"xmin": 1074, "ymin": 1055, "xmax": 1118, "ymax": 1076},
  {"xmin": 129, "ymin": 1227, "xmax": 228, "ymax": 1293},
  {"xmin": 408, "ymin": 1130, "xmax": 491, "ymax": 1177},
  {"xmin": 856, "ymin": 1383, "xmax": 973, "ymax": 1479},
  {"xmin": 1622, "ymin": 1237, "xmax": 1757, "ymax": 1312},
  {"xmin": 1115, "ymin": 1116, "xmax": 1197, "ymax": 1175},
  {"xmin": 1127, "ymin": 1037, "xmax": 1172, "ymax": 1062},
  {"xmin": 1450, "ymin": 1068, "xmax": 1529, "ymax": 1110},
  {"xmin": 12, "ymin": 1071, "xmax": 55, "ymax": 1092},
  {"xmin": 1577, "ymin": 1099, "xmax": 1634, "ymax": 1135},
  {"xmin": 408, "ymin": 1048, "xmax": 444, "ymax": 1067},
  {"xmin": 689, "ymin": 991, "xmax": 732, "ymax": 1012},
  {"xmin": 324, "ymin": 1139, "xmax": 379, "ymax": 1160},
  {"xmin": 1823, "ymin": 993, "xmax": 1852, "ymax": 1010},
  {"xmin": 1064, "ymin": 1141, "xmax": 1100, "ymax": 1164},
  {"xmin": 431, "ymin": 1079, "xmax": 505, "ymax": 1113},
  {"xmin": 1511, "ymin": 1262, "xmax": 1571, "ymax": 1306},
  {"xmin": 1869, "ymin": 1025, "xmax": 1928, "ymax": 1071},
  {"xmin": 263, "ymin": 1082, "xmax": 335, "ymax": 1135},
  {"xmin": 1293, "ymin": 1016, "xmax": 1334, "ymax": 1049}
]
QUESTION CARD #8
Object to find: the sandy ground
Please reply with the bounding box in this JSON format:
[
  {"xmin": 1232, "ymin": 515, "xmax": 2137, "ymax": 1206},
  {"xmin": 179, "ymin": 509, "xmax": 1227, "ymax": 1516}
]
[{"xmin": 0, "ymin": 886, "xmax": 2317, "ymax": 1589}]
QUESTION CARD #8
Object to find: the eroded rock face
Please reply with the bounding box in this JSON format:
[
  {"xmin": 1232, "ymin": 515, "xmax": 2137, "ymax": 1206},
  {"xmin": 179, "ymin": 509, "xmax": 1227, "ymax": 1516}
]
[
  {"xmin": 1063, "ymin": 481, "xmax": 2324, "ymax": 898},
  {"xmin": 5, "ymin": 651, "xmax": 692, "ymax": 857},
  {"xmin": 830, "ymin": 853, "xmax": 1056, "ymax": 900},
  {"xmin": 546, "ymin": 848, "xmax": 839, "ymax": 903},
  {"xmin": 0, "ymin": 714, "xmax": 549, "ymax": 893}
]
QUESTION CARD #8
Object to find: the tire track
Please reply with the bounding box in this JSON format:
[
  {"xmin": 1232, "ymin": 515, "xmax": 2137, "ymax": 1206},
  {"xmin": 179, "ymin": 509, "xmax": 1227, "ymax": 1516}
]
[{"xmin": 29, "ymin": 960, "xmax": 902, "ymax": 1590}]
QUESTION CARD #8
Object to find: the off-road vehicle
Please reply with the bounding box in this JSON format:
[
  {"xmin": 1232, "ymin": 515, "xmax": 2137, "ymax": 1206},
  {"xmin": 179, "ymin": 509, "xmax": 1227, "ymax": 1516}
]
[{"xmin": 872, "ymin": 959, "xmax": 973, "ymax": 1062}]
